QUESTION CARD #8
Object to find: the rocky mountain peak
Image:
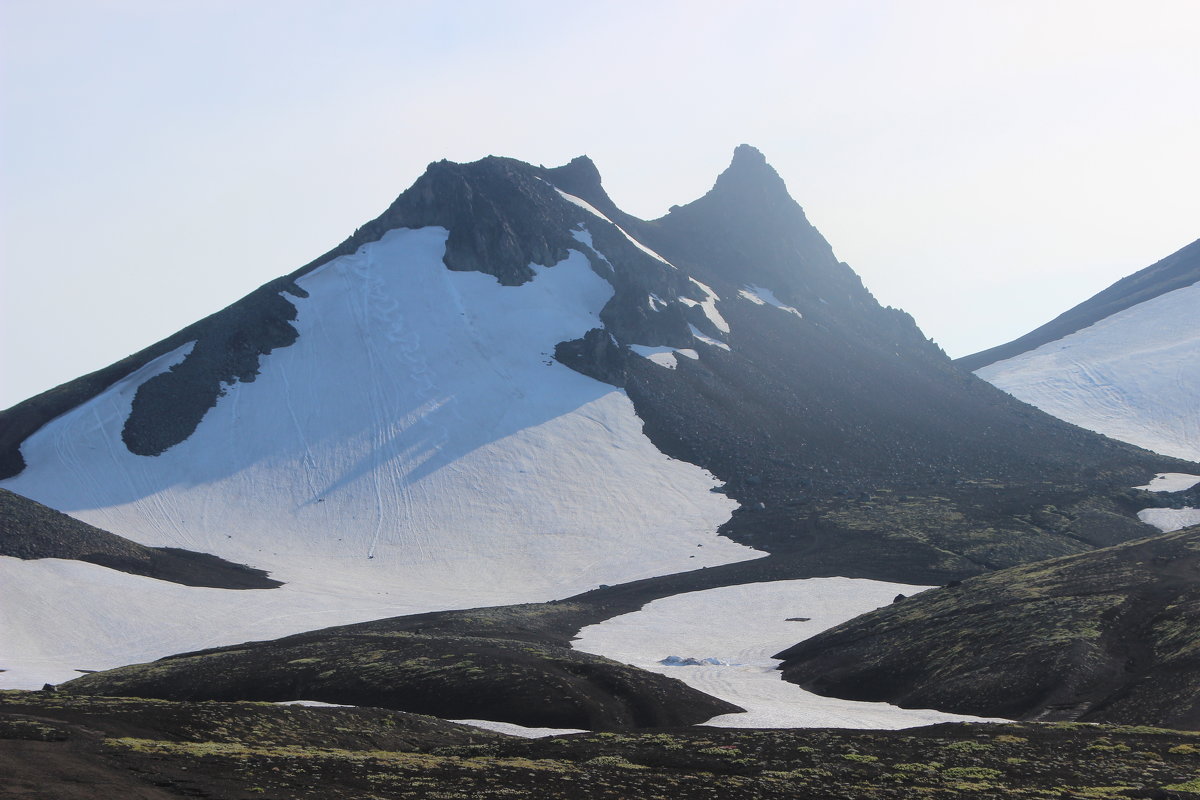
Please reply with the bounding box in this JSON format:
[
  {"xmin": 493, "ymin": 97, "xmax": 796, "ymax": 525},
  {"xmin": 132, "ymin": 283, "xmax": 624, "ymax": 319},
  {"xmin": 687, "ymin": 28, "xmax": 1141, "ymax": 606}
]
[
  {"xmin": 732, "ymin": 142, "xmax": 768, "ymax": 164},
  {"xmin": 545, "ymin": 155, "xmax": 603, "ymax": 192},
  {"xmin": 699, "ymin": 144, "xmax": 793, "ymax": 211},
  {"xmin": 635, "ymin": 147, "xmax": 870, "ymax": 327}
]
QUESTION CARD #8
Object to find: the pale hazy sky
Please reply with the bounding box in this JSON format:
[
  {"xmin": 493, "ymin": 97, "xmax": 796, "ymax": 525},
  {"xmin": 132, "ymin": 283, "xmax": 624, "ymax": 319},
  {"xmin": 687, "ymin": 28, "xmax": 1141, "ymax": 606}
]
[{"xmin": 2, "ymin": 0, "xmax": 1198, "ymax": 409}]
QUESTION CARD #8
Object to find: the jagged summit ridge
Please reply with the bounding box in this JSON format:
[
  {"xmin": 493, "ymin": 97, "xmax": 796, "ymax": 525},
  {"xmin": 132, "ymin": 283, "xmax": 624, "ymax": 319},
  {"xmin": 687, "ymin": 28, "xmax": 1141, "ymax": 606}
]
[{"xmin": 706, "ymin": 143, "xmax": 788, "ymax": 201}]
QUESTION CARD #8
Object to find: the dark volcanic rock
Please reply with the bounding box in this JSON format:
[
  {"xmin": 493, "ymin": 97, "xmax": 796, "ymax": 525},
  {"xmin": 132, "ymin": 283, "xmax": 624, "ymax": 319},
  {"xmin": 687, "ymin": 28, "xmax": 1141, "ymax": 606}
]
[
  {"xmin": 595, "ymin": 147, "xmax": 1196, "ymax": 568},
  {"xmin": 0, "ymin": 488, "xmax": 279, "ymax": 589},
  {"xmin": 776, "ymin": 527, "xmax": 1200, "ymax": 729}
]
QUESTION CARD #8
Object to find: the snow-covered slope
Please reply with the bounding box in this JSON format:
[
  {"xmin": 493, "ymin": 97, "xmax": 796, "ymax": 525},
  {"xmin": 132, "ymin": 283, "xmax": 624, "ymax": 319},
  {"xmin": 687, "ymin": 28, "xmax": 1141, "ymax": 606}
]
[
  {"xmin": 0, "ymin": 226, "xmax": 757, "ymax": 688},
  {"xmin": 976, "ymin": 281, "xmax": 1200, "ymax": 462}
]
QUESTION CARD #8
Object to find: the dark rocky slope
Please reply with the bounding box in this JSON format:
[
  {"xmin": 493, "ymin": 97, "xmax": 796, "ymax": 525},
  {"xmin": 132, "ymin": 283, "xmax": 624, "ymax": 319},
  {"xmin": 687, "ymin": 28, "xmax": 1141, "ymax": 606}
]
[
  {"xmin": 777, "ymin": 527, "xmax": 1200, "ymax": 729},
  {"xmin": 0, "ymin": 488, "xmax": 279, "ymax": 589},
  {"xmin": 60, "ymin": 619, "xmax": 739, "ymax": 731},
  {"xmin": 549, "ymin": 145, "xmax": 1197, "ymax": 569},
  {"xmin": 957, "ymin": 237, "xmax": 1200, "ymax": 372},
  {"xmin": 5, "ymin": 692, "xmax": 1200, "ymax": 799}
]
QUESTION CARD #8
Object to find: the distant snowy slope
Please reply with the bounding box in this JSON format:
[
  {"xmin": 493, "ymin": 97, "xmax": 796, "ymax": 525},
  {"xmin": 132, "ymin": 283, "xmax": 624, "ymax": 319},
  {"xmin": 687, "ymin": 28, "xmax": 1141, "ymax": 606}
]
[
  {"xmin": 0, "ymin": 226, "xmax": 756, "ymax": 688},
  {"xmin": 976, "ymin": 281, "xmax": 1200, "ymax": 462},
  {"xmin": 958, "ymin": 238, "xmax": 1200, "ymax": 373}
]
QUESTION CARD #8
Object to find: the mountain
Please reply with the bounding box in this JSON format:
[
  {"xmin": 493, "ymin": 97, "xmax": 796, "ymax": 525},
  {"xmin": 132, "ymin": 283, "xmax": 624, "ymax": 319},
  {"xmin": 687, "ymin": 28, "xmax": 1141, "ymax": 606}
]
[
  {"xmin": 0, "ymin": 146, "xmax": 1191, "ymax": 697},
  {"xmin": 960, "ymin": 239, "xmax": 1200, "ymax": 462},
  {"xmin": 776, "ymin": 526, "xmax": 1200, "ymax": 729}
]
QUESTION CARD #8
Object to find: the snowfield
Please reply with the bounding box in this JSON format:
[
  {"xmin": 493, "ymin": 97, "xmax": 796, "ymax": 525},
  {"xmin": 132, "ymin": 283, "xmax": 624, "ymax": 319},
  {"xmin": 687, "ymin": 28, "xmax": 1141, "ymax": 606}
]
[
  {"xmin": 1138, "ymin": 507, "xmax": 1200, "ymax": 533},
  {"xmin": 739, "ymin": 285, "xmax": 802, "ymax": 318},
  {"xmin": 0, "ymin": 226, "xmax": 761, "ymax": 688},
  {"xmin": 629, "ymin": 344, "xmax": 699, "ymax": 370},
  {"xmin": 1134, "ymin": 472, "xmax": 1200, "ymax": 493},
  {"xmin": 976, "ymin": 282, "xmax": 1200, "ymax": 462},
  {"xmin": 1133, "ymin": 473, "xmax": 1200, "ymax": 534},
  {"xmin": 555, "ymin": 189, "xmax": 675, "ymax": 268},
  {"xmin": 451, "ymin": 720, "xmax": 587, "ymax": 739},
  {"xmin": 572, "ymin": 579, "xmax": 1004, "ymax": 729}
]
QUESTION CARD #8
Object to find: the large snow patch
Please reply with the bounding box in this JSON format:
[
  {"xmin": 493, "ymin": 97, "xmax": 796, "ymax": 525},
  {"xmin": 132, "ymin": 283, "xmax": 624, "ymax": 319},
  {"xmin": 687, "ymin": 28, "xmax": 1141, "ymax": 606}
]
[
  {"xmin": 976, "ymin": 282, "xmax": 1200, "ymax": 462},
  {"xmin": 1, "ymin": 227, "xmax": 759, "ymax": 688},
  {"xmin": 1134, "ymin": 473, "xmax": 1200, "ymax": 493},
  {"xmin": 572, "ymin": 579, "xmax": 1003, "ymax": 729},
  {"xmin": 1138, "ymin": 507, "xmax": 1200, "ymax": 533}
]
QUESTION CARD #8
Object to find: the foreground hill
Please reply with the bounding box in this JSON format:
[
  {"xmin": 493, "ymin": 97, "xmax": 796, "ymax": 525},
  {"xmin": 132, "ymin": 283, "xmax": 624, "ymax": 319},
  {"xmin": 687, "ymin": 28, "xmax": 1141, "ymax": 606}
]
[
  {"xmin": 56, "ymin": 571, "xmax": 993, "ymax": 732},
  {"xmin": 4, "ymin": 692, "xmax": 1200, "ymax": 799},
  {"xmin": 59, "ymin": 611, "xmax": 740, "ymax": 730},
  {"xmin": 776, "ymin": 528, "xmax": 1200, "ymax": 729},
  {"xmin": 0, "ymin": 146, "xmax": 1191, "ymax": 689},
  {"xmin": 961, "ymin": 239, "xmax": 1200, "ymax": 461}
]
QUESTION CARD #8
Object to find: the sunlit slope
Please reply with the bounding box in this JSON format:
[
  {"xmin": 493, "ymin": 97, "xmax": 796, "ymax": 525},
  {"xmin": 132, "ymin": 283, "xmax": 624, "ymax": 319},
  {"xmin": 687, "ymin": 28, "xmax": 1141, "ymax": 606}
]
[
  {"xmin": 0, "ymin": 226, "xmax": 754, "ymax": 687},
  {"xmin": 977, "ymin": 281, "xmax": 1200, "ymax": 462}
]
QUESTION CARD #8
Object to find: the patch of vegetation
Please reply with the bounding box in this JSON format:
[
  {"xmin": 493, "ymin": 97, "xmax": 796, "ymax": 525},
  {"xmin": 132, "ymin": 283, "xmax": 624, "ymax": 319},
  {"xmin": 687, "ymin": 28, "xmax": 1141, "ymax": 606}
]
[
  {"xmin": 6, "ymin": 693, "xmax": 1200, "ymax": 799},
  {"xmin": 944, "ymin": 739, "xmax": 994, "ymax": 752},
  {"xmin": 942, "ymin": 766, "xmax": 1003, "ymax": 780},
  {"xmin": 0, "ymin": 717, "xmax": 70, "ymax": 741},
  {"xmin": 1166, "ymin": 777, "xmax": 1200, "ymax": 792}
]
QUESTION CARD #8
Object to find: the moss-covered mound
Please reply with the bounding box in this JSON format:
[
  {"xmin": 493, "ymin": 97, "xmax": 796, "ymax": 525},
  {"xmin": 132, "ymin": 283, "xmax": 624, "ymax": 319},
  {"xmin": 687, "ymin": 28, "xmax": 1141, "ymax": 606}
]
[
  {"xmin": 61, "ymin": 625, "xmax": 739, "ymax": 731},
  {"xmin": 777, "ymin": 528, "xmax": 1200, "ymax": 729}
]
